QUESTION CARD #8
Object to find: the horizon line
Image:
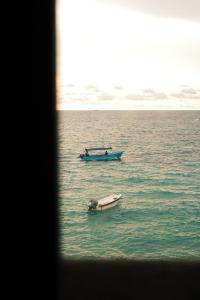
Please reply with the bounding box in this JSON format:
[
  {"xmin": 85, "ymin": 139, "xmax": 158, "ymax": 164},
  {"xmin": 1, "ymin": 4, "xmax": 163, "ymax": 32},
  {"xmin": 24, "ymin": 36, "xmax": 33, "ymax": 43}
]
[{"xmin": 56, "ymin": 109, "xmax": 200, "ymax": 111}]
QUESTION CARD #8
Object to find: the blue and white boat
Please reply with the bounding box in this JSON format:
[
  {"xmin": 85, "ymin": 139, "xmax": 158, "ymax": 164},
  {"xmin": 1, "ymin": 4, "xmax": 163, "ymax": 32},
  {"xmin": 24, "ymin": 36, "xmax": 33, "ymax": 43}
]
[{"xmin": 79, "ymin": 147, "xmax": 124, "ymax": 161}]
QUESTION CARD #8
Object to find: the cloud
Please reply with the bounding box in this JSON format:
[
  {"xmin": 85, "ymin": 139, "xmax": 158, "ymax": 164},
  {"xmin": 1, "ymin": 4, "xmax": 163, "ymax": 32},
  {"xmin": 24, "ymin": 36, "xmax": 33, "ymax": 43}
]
[
  {"xmin": 63, "ymin": 92, "xmax": 74, "ymax": 96},
  {"xmin": 113, "ymin": 85, "xmax": 123, "ymax": 90},
  {"xmin": 126, "ymin": 90, "xmax": 167, "ymax": 100},
  {"xmin": 171, "ymin": 93, "xmax": 183, "ymax": 99},
  {"xmin": 141, "ymin": 89, "xmax": 155, "ymax": 94},
  {"xmin": 180, "ymin": 88, "xmax": 197, "ymax": 94},
  {"xmin": 85, "ymin": 85, "xmax": 98, "ymax": 90},
  {"xmin": 66, "ymin": 83, "xmax": 75, "ymax": 87},
  {"xmin": 171, "ymin": 88, "xmax": 200, "ymax": 99},
  {"xmin": 84, "ymin": 85, "xmax": 101, "ymax": 93},
  {"xmin": 57, "ymin": 83, "xmax": 199, "ymax": 110},
  {"xmin": 62, "ymin": 90, "xmax": 115, "ymax": 103},
  {"xmin": 154, "ymin": 92, "xmax": 168, "ymax": 99},
  {"xmin": 96, "ymin": 92, "xmax": 115, "ymax": 101},
  {"xmin": 99, "ymin": 0, "xmax": 200, "ymax": 23},
  {"xmin": 126, "ymin": 94, "xmax": 144, "ymax": 101}
]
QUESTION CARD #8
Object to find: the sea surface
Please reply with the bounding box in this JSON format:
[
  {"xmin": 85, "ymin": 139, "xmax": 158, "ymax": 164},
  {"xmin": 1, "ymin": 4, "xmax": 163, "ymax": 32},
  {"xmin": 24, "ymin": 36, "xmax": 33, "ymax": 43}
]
[{"xmin": 57, "ymin": 110, "xmax": 200, "ymax": 260}]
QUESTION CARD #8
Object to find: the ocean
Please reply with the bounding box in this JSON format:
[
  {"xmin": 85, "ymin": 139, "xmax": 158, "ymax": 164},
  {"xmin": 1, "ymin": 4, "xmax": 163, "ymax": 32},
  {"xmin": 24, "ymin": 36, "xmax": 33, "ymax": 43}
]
[{"xmin": 58, "ymin": 110, "xmax": 200, "ymax": 260}]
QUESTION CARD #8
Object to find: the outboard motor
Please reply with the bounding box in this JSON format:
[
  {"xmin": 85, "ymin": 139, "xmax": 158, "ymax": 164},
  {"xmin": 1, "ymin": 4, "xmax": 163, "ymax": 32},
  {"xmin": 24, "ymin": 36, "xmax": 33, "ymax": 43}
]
[{"xmin": 88, "ymin": 199, "xmax": 98, "ymax": 211}]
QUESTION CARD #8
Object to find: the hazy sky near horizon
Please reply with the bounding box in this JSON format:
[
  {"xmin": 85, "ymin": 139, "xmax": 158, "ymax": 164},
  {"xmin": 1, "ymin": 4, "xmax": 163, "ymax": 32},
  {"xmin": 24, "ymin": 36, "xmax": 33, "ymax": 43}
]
[{"xmin": 56, "ymin": 0, "xmax": 200, "ymax": 110}]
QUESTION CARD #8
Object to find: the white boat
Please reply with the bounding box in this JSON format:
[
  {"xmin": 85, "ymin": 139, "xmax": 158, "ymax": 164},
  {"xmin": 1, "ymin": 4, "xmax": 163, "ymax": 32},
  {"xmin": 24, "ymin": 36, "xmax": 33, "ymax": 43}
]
[{"xmin": 88, "ymin": 194, "xmax": 122, "ymax": 211}]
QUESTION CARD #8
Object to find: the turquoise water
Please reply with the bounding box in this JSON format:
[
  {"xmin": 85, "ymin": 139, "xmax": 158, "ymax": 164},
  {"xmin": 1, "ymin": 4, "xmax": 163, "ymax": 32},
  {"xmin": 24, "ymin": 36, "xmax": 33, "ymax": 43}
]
[{"xmin": 58, "ymin": 111, "xmax": 200, "ymax": 260}]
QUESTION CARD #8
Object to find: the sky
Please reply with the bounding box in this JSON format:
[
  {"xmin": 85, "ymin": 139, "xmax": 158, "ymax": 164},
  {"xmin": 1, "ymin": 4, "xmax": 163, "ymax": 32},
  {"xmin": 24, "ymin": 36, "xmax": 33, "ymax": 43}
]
[{"xmin": 56, "ymin": 0, "xmax": 200, "ymax": 110}]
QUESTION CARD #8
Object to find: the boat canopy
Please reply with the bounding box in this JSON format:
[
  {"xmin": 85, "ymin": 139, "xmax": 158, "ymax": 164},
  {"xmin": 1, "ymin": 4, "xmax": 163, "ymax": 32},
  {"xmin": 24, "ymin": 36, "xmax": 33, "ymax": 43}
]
[{"xmin": 85, "ymin": 147, "xmax": 112, "ymax": 152}]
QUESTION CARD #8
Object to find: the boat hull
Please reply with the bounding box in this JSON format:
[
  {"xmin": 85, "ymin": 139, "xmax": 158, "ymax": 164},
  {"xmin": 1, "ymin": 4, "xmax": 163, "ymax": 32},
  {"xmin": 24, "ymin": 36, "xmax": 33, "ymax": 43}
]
[
  {"xmin": 95, "ymin": 198, "xmax": 120, "ymax": 211},
  {"xmin": 80, "ymin": 151, "xmax": 123, "ymax": 161},
  {"xmin": 88, "ymin": 194, "xmax": 122, "ymax": 211}
]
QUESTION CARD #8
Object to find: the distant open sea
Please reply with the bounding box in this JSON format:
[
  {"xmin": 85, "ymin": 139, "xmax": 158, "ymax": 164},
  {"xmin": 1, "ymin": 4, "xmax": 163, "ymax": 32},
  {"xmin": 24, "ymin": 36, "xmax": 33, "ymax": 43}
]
[{"xmin": 58, "ymin": 111, "xmax": 200, "ymax": 260}]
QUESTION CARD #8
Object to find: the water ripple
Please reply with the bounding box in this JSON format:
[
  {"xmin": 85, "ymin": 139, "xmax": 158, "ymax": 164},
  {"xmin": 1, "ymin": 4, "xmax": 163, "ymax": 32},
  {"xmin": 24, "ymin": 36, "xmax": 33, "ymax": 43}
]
[{"xmin": 58, "ymin": 111, "xmax": 200, "ymax": 260}]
